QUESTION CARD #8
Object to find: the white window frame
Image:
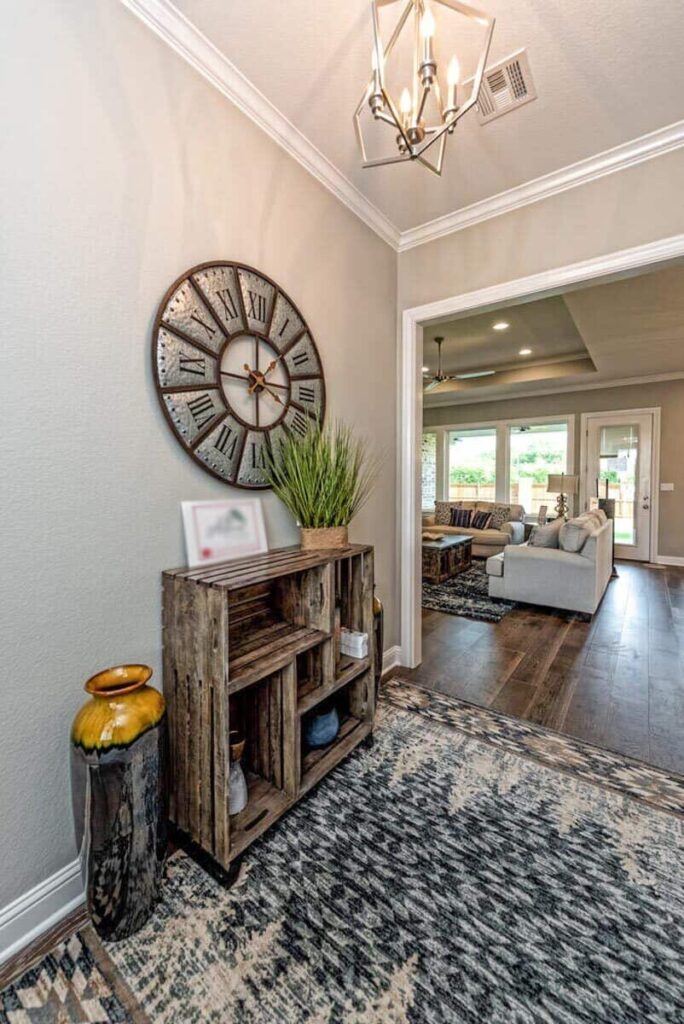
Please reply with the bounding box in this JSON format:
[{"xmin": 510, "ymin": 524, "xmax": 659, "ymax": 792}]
[{"xmin": 437, "ymin": 414, "xmax": 576, "ymax": 512}]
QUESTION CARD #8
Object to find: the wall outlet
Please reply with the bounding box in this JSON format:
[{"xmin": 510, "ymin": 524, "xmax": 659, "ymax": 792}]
[{"xmin": 661, "ymin": 482, "xmax": 674, "ymax": 491}]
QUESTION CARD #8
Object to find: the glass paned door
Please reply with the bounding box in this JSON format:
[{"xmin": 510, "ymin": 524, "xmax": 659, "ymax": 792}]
[{"xmin": 585, "ymin": 413, "xmax": 653, "ymax": 561}]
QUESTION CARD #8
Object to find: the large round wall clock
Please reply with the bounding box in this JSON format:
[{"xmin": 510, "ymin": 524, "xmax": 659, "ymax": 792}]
[{"xmin": 153, "ymin": 261, "xmax": 325, "ymax": 489}]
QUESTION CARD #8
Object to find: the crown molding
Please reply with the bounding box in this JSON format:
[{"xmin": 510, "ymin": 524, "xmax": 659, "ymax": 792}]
[
  {"xmin": 120, "ymin": 1, "xmax": 684, "ymax": 256},
  {"xmin": 398, "ymin": 119, "xmax": 684, "ymax": 252},
  {"xmin": 118, "ymin": 0, "xmax": 401, "ymax": 250},
  {"xmin": 423, "ymin": 371, "xmax": 684, "ymax": 408}
]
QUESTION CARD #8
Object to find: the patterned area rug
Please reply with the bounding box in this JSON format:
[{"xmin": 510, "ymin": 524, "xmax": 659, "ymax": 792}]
[
  {"xmin": 2, "ymin": 681, "xmax": 683, "ymax": 1023},
  {"xmin": 422, "ymin": 561, "xmax": 517, "ymax": 622}
]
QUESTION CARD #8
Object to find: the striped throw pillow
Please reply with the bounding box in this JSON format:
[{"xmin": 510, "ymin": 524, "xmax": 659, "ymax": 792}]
[
  {"xmin": 471, "ymin": 510, "xmax": 493, "ymax": 530},
  {"xmin": 450, "ymin": 507, "xmax": 472, "ymax": 528}
]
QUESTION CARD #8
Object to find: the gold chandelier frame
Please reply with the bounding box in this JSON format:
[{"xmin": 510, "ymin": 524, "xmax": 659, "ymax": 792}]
[{"xmin": 354, "ymin": 0, "xmax": 495, "ymax": 176}]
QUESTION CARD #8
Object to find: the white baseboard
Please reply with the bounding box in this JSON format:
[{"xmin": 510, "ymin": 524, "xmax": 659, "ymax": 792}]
[
  {"xmin": 382, "ymin": 645, "xmax": 402, "ymax": 674},
  {"xmin": 653, "ymin": 555, "xmax": 684, "ymax": 566},
  {"xmin": 0, "ymin": 860, "xmax": 84, "ymax": 966}
]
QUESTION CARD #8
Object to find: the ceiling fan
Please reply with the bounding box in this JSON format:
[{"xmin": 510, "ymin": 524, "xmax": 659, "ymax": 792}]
[
  {"xmin": 424, "ymin": 337, "xmax": 457, "ymax": 393},
  {"xmin": 424, "ymin": 336, "xmax": 497, "ymax": 392}
]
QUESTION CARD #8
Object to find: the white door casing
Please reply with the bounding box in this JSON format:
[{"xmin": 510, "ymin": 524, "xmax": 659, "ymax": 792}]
[
  {"xmin": 399, "ymin": 235, "xmax": 683, "ymax": 668},
  {"xmin": 581, "ymin": 410, "xmax": 659, "ymax": 562}
]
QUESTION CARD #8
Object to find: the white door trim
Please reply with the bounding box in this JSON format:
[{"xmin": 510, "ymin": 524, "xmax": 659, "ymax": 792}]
[
  {"xmin": 399, "ymin": 232, "xmax": 684, "ymax": 668},
  {"xmin": 579, "ymin": 409, "xmax": 661, "ymax": 563}
]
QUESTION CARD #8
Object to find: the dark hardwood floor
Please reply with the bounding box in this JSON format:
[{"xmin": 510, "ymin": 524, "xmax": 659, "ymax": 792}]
[{"xmin": 395, "ymin": 561, "xmax": 684, "ymax": 775}]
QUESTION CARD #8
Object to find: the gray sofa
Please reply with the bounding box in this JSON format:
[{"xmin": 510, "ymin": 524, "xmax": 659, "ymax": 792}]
[
  {"xmin": 423, "ymin": 500, "xmax": 526, "ymax": 558},
  {"xmin": 486, "ymin": 512, "xmax": 613, "ymax": 615}
]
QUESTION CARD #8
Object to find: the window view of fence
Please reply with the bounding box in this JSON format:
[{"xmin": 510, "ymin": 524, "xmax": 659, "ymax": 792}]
[
  {"xmin": 447, "ymin": 428, "xmax": 497, "ymax": 501},
  {"xmin": 509, "ymin": 423, "xmax": 568, "ymax": 515},
  {"xmin": 422, "ymin": 419, "xmax": 572, "ymax": 515}
]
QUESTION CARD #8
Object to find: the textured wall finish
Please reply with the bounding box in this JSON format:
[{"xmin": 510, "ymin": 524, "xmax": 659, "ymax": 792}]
[{"xmin": 0, "ymin": 0, "xmax": 397, "ymax": 909}]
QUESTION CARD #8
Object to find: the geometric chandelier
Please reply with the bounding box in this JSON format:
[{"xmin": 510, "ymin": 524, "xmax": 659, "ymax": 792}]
[{"xmin": 354, "ymin": 0, "xmax": 495, "ymax": 176}]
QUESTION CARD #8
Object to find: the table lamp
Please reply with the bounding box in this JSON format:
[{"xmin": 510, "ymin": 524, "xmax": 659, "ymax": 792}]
[{"xmin": 547, "ymin": 473, "xmax": 579, "ymax": 519}]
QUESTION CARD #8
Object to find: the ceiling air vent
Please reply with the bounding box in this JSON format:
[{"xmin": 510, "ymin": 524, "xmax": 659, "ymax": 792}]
[{"xmin": 472, "ymin": 49, "xmax": 537, "ymax": 125}]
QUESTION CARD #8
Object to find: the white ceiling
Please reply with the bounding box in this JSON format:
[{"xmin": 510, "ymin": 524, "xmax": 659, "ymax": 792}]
[
  {"xmin": 173, "ymin": 0, "xmax": 684, "ymax": 232},
  {"xmin": 423, "ymin": 262, "xmax": 684, "ymax": 404}
]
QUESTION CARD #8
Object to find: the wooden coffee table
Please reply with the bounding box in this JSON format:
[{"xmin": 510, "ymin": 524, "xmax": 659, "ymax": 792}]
[{"xmin": 422, "ymin": 534, "xmax": 473, "ymax": 584}]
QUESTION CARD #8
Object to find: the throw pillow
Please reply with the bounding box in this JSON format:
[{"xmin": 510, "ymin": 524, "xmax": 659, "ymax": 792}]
[
  {"xmin": 489, "ymin": 504, "xmax": 513, "ymax": 530},
  {"xmin": 471, "ymin": 510, "xmax": 492, "ymax": 530},
  {"xmin": 528, "ymin": 517, "xmax": 564, "ymax": 548},
  {"xmin": 450, "ymin": 507, "xmax": 472, "ymax": 528},
  {"xmin": 559, "ymin": 518, "xmax": 594, "ymax": 553},
  {"xmin": 434, "ymin": 500, "xmax": 456, "ymax": 525}
]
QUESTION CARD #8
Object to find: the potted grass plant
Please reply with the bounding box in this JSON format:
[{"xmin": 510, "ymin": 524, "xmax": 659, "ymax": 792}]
[{"xmin": 265, "ymin": 417, "xmax": 377, "ymax": 549}]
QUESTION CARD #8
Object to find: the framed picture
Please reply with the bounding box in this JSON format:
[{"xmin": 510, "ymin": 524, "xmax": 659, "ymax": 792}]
[
  {"xmin": 181, "ymin": 499, "xmax": 268, "ymax": 567},
  {"xmin": 537, "ymin": 504, "xmax": 548, "ymax": 524}
]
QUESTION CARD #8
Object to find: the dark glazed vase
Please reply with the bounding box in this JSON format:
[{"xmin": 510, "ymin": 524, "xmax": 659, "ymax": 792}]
[
  {"xmin": 70, "ymin": 664, "xmax": 167, "ymax": 940},
  {"xmin": 373, "ymin": 590, "xmax": 384, "ymax": 699}
]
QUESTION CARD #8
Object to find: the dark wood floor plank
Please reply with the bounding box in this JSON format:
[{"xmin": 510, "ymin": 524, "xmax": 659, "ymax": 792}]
[{"xmin": 396, "ymin": 561, "xmax": 684, "ymax": 774}]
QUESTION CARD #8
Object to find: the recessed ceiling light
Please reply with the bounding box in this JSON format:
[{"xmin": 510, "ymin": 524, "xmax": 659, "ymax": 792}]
[
  {"xmin": 519, "ymin": 348, "xmax": 532, "ymax": 356},
  {"xmin": 492, "ymin": 321, "xmax": 510, "ymax": 331},
  {"xmin": 422, "ymin": 366, "xmax": 430, "ymax": 373}
]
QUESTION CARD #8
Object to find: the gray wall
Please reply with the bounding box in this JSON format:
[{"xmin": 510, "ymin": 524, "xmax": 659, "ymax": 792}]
[
  {"xmin": 424, "ymin": 378, "xmax": 684, "ymax": 557},
  {"xmin": 0, "ymin": 1, "xmax": 397, "ymax": 907},
  {"xmin": 398, "ymin": 146, "xmax": 684, "ymax": 311}
]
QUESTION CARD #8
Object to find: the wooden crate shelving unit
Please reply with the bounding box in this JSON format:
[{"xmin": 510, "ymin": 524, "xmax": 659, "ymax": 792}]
[{"xmin": 162, "ymin": 544, "xmax": 374, "ymax": 871}]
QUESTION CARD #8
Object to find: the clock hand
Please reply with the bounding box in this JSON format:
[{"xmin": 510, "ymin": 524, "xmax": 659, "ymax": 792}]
[{"xmin": 262, "ymin": 384, "xmax": 284, "ymax": 406}]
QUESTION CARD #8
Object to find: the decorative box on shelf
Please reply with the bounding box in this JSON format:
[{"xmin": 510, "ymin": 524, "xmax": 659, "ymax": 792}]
[{"xmin": 161, "ymin": 544, "xmax": 375, "ymax": 874}]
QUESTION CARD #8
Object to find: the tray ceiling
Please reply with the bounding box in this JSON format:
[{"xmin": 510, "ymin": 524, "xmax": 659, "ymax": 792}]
[
  {"xmin": 168, "ymin": 0, "xmax": 684, "ymax": 236},
  {"xmin": 423, "ymin": 262, "xmax": 684, "ymax": 404}
]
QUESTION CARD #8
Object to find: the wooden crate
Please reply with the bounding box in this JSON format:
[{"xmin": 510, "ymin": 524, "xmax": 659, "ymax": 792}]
[{"xmin": 162, "ymin": 544, "xmax": 375, "ymax": 870}]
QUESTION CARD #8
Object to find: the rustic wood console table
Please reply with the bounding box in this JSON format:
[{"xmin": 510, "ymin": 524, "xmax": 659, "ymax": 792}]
[{"xmin": 162, "ymin": 544, "xmax": 375, "ymax": 874}]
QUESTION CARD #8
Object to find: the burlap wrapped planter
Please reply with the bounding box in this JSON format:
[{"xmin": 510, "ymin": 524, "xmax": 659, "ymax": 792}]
[{"xmin": 300, "ymin": 526, "xmax": 349, "ymax": 549}]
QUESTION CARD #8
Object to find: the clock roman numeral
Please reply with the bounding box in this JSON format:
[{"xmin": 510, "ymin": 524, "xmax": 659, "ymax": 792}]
[
  {"xmin": 298, "ymin": 385, "xmax": 315, "ymax": 404},
  {"xmin": 216, "ymin": 288, "xmax": 239, "ymax": 321},
  {"xmin": 250, "ymin": 443, "xmax": 267, "ymax": 470},
  {"xmin": 179, "ymin": 354, "xmax": 205, "ymax": 377},
  {"xmin": 247, "ymin": 290, "xmax": 267, "ymax": 323},
  {"xmin": 290, "ymin": 411, "xmax": 308, "ymax": 437},
  {"xmin": 214, "ymin": 424, "xmax": 237, "ymax": 459},
  {"xmin": 187, "ymin": 394, "xmax": 215, "ymax": 429},
  {"xmin": 292, "ymin": 350, "xmax": 308, "ymax": 367},
  {"xmin": 278, "ymin": 317, "xmax": 290, "ymax": 337},
  {"xmin": 189, "ymin": 312, "xmax": 217, "ymax": 338}
]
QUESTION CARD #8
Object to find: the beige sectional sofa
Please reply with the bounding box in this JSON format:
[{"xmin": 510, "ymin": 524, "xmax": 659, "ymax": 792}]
[
  {"xmin": 486, "ymin": 510, "xmax": 613, "ymax": 615},
  {"xmin": 423, "ymin": 500, "xmax": 526, "ymax": 558}
]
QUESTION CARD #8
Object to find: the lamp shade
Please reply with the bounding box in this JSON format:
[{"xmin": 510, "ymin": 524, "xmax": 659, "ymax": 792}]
[{"xmin": 547, "ymin": 473, "xmax": 579, "ymax": 495}]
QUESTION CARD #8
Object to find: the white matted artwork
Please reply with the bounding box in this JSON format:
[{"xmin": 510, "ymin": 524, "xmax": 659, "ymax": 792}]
[{"xmin": 181, "ymin": 499, "xmax": 268, "ymax": 567}]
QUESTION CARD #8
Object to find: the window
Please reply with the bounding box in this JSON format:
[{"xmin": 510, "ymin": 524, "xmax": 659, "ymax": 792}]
[
  {"xmin": 448, "ymin": 428, "xmax": 496, "ymax": 502},
  {"xmin": 509, "ymin": 423, "xmax": 568, "ymax": 515},
  {"xmin": 421, "ymin": 431, "xmax": 437, "ymax": 511}
]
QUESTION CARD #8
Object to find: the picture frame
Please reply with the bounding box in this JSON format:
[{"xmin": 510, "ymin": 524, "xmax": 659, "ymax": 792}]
[
  {"xmin": 181, "ymin": 499, "xmax": 268, "ymax": 567},
  {"xmin": 537, "ymin": 504, "xmax": 548, "ymax": 524}
]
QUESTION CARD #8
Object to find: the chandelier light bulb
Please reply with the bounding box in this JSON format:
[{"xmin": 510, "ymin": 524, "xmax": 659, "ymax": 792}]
[
  {"xmin": 400, "ymin": 87, "xmax": 412, "ymax": 115},
  {"xmin": 420, "ymin": 6, "xmax": 435, "ymax": 38},
  {"xmin": 447, "ymin": 55, "xmax": 460, "ymax": 86}
]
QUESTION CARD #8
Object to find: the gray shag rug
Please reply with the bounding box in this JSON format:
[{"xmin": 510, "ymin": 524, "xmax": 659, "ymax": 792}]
[
  {"xmin": 422, "ymin": 560, "xmax": 517, "ymax": 622},
  {"xmin": 3, "ymin": 681, "xmax": 683, "ymax": 1023}
]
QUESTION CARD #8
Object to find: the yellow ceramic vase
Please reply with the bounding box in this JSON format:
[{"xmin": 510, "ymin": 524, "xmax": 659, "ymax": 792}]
[
  {"xmin": 71, "ymin": 664, "xmax": 165, "ymax": 751},
  {"xmin": 70, "ymin": 665, "xmax": 167, "ymax": 940}
]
